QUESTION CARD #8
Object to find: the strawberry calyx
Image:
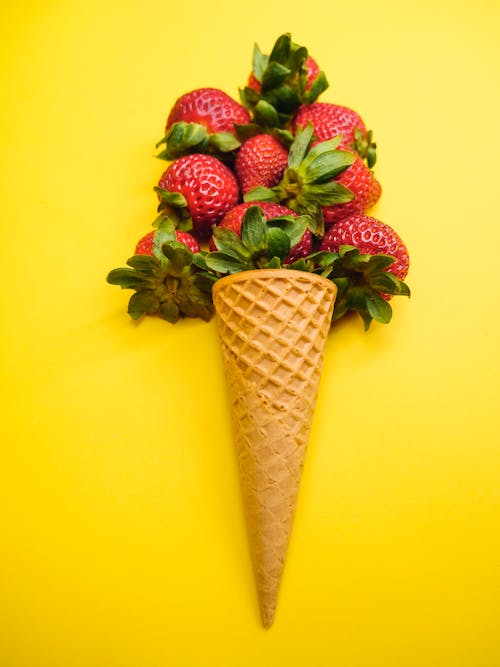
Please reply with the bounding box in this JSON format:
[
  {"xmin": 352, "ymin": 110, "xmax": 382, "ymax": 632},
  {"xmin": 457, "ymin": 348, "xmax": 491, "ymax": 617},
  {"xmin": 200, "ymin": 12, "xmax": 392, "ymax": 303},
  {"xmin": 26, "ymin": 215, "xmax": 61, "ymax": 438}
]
[
  {"xmin": 243, "ymin": 123, "xmax": 355, "ymax": 236},
  {"xmin": 351, "ymin": 127, "xmax": 377, "ymax": 168},
  {"xmin": 153, "ymin": 188, "xmax": 194, "ymax": 232},
  {"xmin": 156, "ymin": 121, "xmax": 241, "ymax": 163},
  {"xmin": 204, "ymin": 205, "xmax": 310, "ymax": 274},
  {"xmin": 321, "ymin": 245, "xmax": 411, "ymax": 329},
  {"xmin": 234, "ymin": 123, "xmax": 294, "ymax": 148},
  {"xmin": 106, "ymin": 215, "xmax": 410, "ymax": 328},
  {"xmin": 106, "ymin": 218, "xmax": 216, "ymax": 323},
  {"xmin": 239, "ymin": 33, "xmax": 329, "ymax": 131}
]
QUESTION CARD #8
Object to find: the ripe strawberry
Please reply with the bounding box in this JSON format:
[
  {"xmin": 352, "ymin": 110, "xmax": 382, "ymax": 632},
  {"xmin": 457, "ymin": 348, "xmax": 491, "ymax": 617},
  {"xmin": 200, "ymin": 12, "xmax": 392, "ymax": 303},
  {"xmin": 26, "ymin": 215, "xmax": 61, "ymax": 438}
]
[
  {"xmin": 243, "ymin": 123, "xmax": 356, "ymax": 237},
  {"xmin": 234, "ymin": 134, "xmax": 289, "ymax": 194},
  {"xmin": 211, "ymin": 201, "xmax": 312, "ymax": 262},
  {"xmin": 320, "ymin": 215, "xmax": 409, "ymax": 282},
  {"xmin": 135, "ymin": 229, "xmax": 200, "ymax": 256},
  {"xmin": 322, "ymin": 155, "xmax": 381, "ymax": 227},
  {"xmin": 166, "ymin": 88, "xmax": 250, "ymax": 136},
  {"xmin": 318, "ymin": 215, "xmax": 410, "ymax": 328},
  {"xmin": 247, "ymin": 55, "xmax": 320, "ymax": 94},
  {"xmin": 157, "ymin": 154, "xmax": 240, "ymax": 237},
  {"xmin": 294, "ymin": 102, "xmax": 365, "ymax": 148}
]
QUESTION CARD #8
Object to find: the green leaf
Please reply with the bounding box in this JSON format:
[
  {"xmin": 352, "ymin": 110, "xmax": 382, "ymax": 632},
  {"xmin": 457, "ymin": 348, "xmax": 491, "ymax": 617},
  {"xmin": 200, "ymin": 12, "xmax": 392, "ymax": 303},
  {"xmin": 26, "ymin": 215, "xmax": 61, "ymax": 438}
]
[
  {"xmin": 153, "ymin": 187, "xmax": 188, "ymax": 209},
  {"xmin": 261, "ymin": 61, "xmax": 291, "ymax": 91},
  {"xmin": 192, "ymin": 252, "xmax": 209, "ymax": 271},
  {"xmin": 126, "ymin": 254, "xmax": 158, "ymax": 271},
  {"xmin": 106, "ymin": 268, "xmax": 149, "ymax": 290},
  {"xmin": 263, "ymin": 257, "xmax": 282, "ymax": 269},
  {"xmin": 155, "ymin": 122, "xmax": 209, "ymax": 160},
  {"xmin": 302, "ymin": 136, "xmax": 343, "ymax": 158},
  {"xmin": 338, "ymin": 244, "xmax": 358, "ymax": 258},
  {"xmin": 307, "ymin": 71, "xmax": 329, "ymax": 103},
  {"xmin": 193, "ymin": 271, "xmax": 218, "ymax": 291},
  {"xmin": 273, "ymin": 128, "xmax": 294, "ymax": 147},
  {"xmin": 397, "ymin": 281, "xmax": 411, "ymax": 297},
  {"xmin": 271, "ymin": 84, "xmax": 300, "ymax": 114},
  {"xmin": 367, "ymin": 146, "xmax": 377, "ymax": 169},
  {"xmin": 288, "ymin": 258, "xmax": 310, "ymax": 272},
  {"xmin": 288, "ymin": 123, "xmax": 314, "ymax": 168},
  {"xmin": 208, "ymin": 132, "xmax": 241, "ymax": 152},
  {"xmin": 252, "ymin": 42, "xmax": 268, "ymax": 80},
  {"xmin": 366, "ymin": 294, "xmax": 393, "ymax": 324},
  {"xmin": 159, "ymin": 300, "xmax": 180, "ymax": 324},
  {"xmin": 369, "ymin": 272, "xmax": 404, "ymax": 295},
  {"xmin": 307, "ymin": 181, "xmax": 355, "ymax": 205},
  {"xmin": 153, "ymin": 218, "xmax": 177, "ymax": 262},
  {"xmin": 331, "ymin": 276, "xmax": 349, "ymax": 300},
  {"xmin": 269, "ymin": 33, "xmax": 291, "ymax": 65},
  {"xmin": 267, "ymin": 226, "xmax": 291, "ymax": 260},
  {"xmin": 306, "ymin": 250, "xmax": 337, "ymax": 269},
  {"xmin": 289, "ymin": 45, "xmax": 308, "ymax": 76},
  {"xmin": 301, "ymin": 148, "xmax": 355, "ymax": 183},
  {"xmin": 239, "ymin": 86, "xmax": 260, "ymax": 109},
  {"xmin": 244, "ymin": 186, "xmax": 281, "ymax": 203},
  {"xmin": 268, "ymin": 215, "xmax": 308, "ymax": 247},
  {"xmin": 253, "ymin": 99, "xmax": 280, "ymax": 128},
  {"xmin": 365, "ymin": 254, "xmax": 396, "ymax": 273},
  {"xmin": 128, "ymin": 291, "xmax": 160, "ymax": 320},
  {"xmin": 161, "ymin": 242, "xmax": 193, "ymax": 275},
  {"xmin": 211, "ymin": 226, "xmax": 252, "ymax": 260},
  {"xmin": 240, "ymin": 206, "xmax": 268, "ymax": 251},
  {"xmin": 204, "ymin": 252, "xmax": 249, "ymax": 274}
]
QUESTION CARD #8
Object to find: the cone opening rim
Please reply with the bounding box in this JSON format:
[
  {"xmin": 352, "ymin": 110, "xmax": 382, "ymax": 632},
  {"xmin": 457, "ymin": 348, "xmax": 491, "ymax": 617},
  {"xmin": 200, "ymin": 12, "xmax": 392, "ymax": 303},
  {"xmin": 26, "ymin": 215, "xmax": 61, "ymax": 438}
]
[{"xmin": 212, "ymin": 268, "xmax": 337, "ymax": 297}]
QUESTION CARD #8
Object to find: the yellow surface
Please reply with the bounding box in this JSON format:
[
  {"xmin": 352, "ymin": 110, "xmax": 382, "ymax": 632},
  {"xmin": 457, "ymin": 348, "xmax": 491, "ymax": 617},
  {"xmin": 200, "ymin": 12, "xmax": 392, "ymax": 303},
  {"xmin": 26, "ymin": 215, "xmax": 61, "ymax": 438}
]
[{"xmin": 1, "ymin": 1, "xmax": 499, "ymax": 665}]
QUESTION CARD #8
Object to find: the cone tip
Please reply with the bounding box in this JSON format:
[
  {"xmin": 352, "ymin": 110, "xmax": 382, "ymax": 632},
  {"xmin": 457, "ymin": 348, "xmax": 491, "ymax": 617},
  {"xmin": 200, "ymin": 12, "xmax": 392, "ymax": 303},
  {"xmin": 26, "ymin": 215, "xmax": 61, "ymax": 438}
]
[{"xmin": 260, "ymin": 606, "xmax": 275, "ymax": 629}]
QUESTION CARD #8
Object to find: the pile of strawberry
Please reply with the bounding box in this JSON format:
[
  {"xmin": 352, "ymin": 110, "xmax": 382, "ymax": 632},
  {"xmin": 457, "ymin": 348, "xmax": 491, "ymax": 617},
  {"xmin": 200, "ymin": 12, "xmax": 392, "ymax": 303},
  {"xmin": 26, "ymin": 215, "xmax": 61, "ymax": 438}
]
[{"xmin": 108, "ymin": 34, "xmax": 410, "ymax": 329}]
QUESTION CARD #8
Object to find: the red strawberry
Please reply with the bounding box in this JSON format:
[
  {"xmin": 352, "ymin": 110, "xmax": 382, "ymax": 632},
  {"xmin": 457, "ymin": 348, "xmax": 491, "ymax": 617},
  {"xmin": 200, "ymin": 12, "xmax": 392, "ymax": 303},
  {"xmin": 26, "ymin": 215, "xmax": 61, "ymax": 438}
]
[
  {"xmin": 318, "ymin": 215, "xmax": 410, "ymax": 327},
  {"xmin": 247, "ymin": 55, "xmax": 320, "ymax": 93},
  {"xmin": 322, "ymin": 155, "xmax": 382, "ymax": 227},
  {"xmin": 166, "ymin": 87, "xmax": 250, "ymax": 135},
  {"xmin": 157, "ymin": 154, "xmax": 240, "ymax": 237},
  {"xmin": 293, "ymin": 102, "xmax": 377, "ymax": 167},
  {"xmin": 320, "ymin": 215, "xmax": 409, "ymax": 282},
  {"xmin": 234, "ymin": 134, "xmax": 289, "ymax": 194},
  {"xmin": 293, "ymin": 102, "xmax": 365, "ymax": 148},
  {"xmin": 135, "ymin": 229, "xmax": 200, "ymax": 256},
  {"xmin": 211, "ymin": 201, "xmax": 312, "ymax": 262}
]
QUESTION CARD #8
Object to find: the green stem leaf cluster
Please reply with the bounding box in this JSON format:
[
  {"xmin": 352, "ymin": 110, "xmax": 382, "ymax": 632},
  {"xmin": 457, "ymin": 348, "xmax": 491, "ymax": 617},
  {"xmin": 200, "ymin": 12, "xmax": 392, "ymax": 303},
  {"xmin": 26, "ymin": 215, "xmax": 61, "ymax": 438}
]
[
  {"xmin": 239, "ymin": 33, "xmax": 329, "ymax": 132},
  {"xmin": 244, "ymin": 124, "xmax": 355, "ymax": 236},
  {"xmin": 106, "ymin": 218, "xmax": 215, "ymax": 323}
]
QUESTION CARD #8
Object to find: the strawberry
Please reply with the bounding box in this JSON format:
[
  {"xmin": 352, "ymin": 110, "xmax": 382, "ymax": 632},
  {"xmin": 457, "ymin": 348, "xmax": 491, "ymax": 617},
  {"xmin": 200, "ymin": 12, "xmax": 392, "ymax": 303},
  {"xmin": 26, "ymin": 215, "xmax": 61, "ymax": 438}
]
[
  {"xmin": 322, "ymin": 155, "xmax": 382, "ymax": 227},
  {"xmin": 320, "ymin": 215, "xmax": 409, "ymax": 282},
  {"xmin": 166, "ymin": 88, "xmax": 250, "ymax": 135},
  {"xmin": 244, "ymin": 123, "xmax": 356, "ymax": 237},
  {"xmin": 318, "ymin": 215, "xmax": 410, "ymax": 328},
  {"xmin": 135, "ymin": 229, "xmax": 200, "ymax": 256},
  {"xmin": 156, "ymin": 88, "xmax": 250, "ymax": 161},
  {"xmin": 210, "ymin": 201, "xmax": 312, "ymax": 262},
  {"xmin": 234, "ymin": 134, "xmax": 289, "ymax": 194},
  {"xmin": 247, "ymin": 55, "xmax": 320, "ymax": 94},
  {"xmin": 157, "ymin": 153, "xmax": 240, "ymax": 238},
  {"xmin": 293, "ymin": 102, "xmax": 377, "ymax": 167}
]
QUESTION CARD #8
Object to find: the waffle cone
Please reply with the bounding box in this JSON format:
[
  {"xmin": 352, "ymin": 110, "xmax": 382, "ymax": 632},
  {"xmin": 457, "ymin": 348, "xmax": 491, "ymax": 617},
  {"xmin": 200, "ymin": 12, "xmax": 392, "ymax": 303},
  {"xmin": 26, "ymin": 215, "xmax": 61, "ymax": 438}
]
[{"xmin": 213, "ymin": 269, "xmax": 337, "ymax": 628}]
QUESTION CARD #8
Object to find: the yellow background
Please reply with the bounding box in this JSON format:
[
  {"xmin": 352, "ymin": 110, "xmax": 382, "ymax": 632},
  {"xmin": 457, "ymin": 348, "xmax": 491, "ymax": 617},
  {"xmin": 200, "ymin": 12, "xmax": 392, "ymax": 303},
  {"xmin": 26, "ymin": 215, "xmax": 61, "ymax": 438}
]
[{"xmin": 1, "ymin": 1, "xmax": 499, "ymax": 665}]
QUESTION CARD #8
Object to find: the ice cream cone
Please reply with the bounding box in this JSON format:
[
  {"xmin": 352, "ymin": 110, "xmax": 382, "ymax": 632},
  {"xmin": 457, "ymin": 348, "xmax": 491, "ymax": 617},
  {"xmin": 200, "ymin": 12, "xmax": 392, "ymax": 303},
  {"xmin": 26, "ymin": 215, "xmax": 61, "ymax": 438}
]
[{"xmin": 212, "ymin": 269, "xmax": 337, "ymax": 628}]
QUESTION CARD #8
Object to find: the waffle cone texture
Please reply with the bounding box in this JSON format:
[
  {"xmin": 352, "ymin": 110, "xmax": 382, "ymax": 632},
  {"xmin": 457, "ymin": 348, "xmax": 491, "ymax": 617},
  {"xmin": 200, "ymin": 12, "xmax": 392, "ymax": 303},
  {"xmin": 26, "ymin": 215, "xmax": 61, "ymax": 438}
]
[{"xmin": 213, "ymin": 269, "xmax": 337, "ymax": 628}]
